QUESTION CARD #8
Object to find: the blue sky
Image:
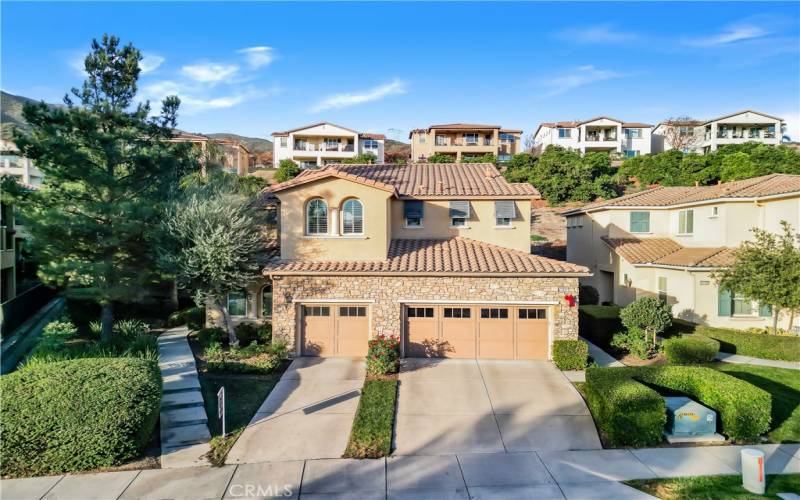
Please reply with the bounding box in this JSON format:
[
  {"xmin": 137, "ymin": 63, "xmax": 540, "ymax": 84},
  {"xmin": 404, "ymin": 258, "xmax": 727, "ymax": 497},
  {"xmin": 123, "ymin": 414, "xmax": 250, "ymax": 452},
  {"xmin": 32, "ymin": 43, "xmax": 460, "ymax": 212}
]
[{"xmin": 2, "ymin": 2, "xmax": 799, "ymax": 141}]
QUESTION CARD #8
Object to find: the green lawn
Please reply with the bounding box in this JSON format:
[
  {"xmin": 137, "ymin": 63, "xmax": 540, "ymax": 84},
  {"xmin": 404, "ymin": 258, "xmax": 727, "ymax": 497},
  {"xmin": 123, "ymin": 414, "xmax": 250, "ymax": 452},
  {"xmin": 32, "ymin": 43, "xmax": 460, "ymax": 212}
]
[
  {"xmin": 626, "ymin": 474, "xmax": 800, "ymax": 499},
  {"xmin": 530, "ymin": 234, "xmax": 548, "ymax": 242},
  {"xmin": 713, "ymin": 364, "xmax": 800, "ymax": 443},
  {"xmin": 343, "ymin": 378, "xmax": 398, "ymax": 458}
]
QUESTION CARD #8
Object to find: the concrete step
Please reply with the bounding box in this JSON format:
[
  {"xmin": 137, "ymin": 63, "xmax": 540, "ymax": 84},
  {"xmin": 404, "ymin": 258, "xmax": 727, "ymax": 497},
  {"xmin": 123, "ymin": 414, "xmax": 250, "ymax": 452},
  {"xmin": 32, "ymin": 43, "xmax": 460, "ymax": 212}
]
[
  {"xmin": 161, "ymin": 423, "xmax": 211, "ymax": 447},
  {"xmin": 161, "ymin": 406, "xmax": 208, "ymax": 428},
  {"xmin": 162, "ymin": 390, "xmax": 205, "ymax": 408},
  {"xmin": 162, "ymin": 374, "xmax": 201, "ymax": 392}
]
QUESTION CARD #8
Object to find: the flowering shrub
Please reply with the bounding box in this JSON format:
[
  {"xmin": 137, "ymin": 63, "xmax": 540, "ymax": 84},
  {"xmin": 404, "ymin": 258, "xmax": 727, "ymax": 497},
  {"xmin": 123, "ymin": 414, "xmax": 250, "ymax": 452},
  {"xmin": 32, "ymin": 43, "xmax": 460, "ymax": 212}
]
[{"xmin": 366, "ymin": 335, "xmax": 400, "ymax": 376}]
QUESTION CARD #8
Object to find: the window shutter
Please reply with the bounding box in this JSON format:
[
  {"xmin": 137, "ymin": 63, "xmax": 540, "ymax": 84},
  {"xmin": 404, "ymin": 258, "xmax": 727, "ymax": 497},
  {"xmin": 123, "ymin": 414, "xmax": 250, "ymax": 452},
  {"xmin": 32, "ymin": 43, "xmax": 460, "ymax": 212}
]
[
  {"xmin": 449, "ymin": 201, "xmax": 470, "ymax": 218},
  {"xmin": 404, "ymin": 200, "xmax": 424, "ymax": 218},
  {"xmin": 630, "ymin": 211, "xmax": 650, "ymax": 233},
  {"xmin": 758, "ymin": 303, "xmax": 772, "ymax": 317},
  {"xmin": 718, "ymin": 288, "xmax": 732, "ymax": 317},
  {"xmin": 494, "ymin": 201, "xmax": 516, "ymax": 219},
  {"xmin": 687, "ymin": 210, "xmax": 694, "ymax": 233}
]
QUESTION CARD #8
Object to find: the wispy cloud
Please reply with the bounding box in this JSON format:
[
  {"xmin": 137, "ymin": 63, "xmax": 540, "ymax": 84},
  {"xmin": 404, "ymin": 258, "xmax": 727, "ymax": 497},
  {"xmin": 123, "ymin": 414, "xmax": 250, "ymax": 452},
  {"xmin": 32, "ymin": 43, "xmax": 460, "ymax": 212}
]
[
  {"xmin": 684, "ymin": 23, "xmax": 770, "ymax": 47},
  {"xmin": 556, "ymin": 24, "xmax": 636, "ymax": 44},
  {"xmin": 309, "ymin": 79, "xmax": 407, "ymax": 113},
  {"xmin": 139, "ymin": 53, "xmax": 165, "ymax": 74},
  {"xmin": 238, "ymin": 46, "xmax": 275, "ymax": 69},
  {"xmin": 140, "ymin": 80, "xmax": 277, "ymax": 115},
  {"xmin": 540, "ymin": 65, "xmax": 627, "ymax": 97},
  {"xmin": 181, "ymin": 62, "xmax": 239, "ymax": 83}
]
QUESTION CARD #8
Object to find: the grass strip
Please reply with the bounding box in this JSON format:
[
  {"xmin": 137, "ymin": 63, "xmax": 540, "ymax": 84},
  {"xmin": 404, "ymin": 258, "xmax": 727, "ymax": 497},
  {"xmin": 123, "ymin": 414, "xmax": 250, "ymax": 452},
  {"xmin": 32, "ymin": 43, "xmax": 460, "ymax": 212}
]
[
  {"xmin": 343, "ymin": 378, "xmax": 398, "ymax": 458},
  {"xmin": 626, "ymin": 474, "xmax": 800, "ymax": 499}
]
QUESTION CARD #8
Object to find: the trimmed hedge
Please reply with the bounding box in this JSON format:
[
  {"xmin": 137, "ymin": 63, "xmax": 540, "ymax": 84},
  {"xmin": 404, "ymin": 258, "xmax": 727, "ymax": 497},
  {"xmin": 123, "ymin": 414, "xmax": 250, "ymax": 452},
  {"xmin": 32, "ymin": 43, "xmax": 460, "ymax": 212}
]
[
  {"xmin": 693, "ymin": 326, "xmax": 800, "ymax": 362},
  {"xmin": 1, "ymin": 357, "xmax": 162, "ymax": 477},
  {"xmin": 552, "ymin": 339, "xmax": 589, "ymax": 370},
  {"xmin": 579, "ymin": 305, "xmax": 622, "ymax": 347},
  {"xmin": 585, "ymin": 366, "xmax": 771, "ymax": 447},
  {"xmin": 663, "ymin": 336, "xmax": 720, "ymax": 365}
]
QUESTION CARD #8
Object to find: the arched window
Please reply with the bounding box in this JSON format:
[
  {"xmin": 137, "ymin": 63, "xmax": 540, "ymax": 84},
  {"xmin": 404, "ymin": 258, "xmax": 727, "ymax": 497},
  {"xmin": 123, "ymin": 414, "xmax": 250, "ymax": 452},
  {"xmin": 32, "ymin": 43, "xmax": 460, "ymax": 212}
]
[
  {"xmin": 306, "ymin": 199, "xmax": 328, "ymax": 235},
  {"xmin": 261, "ymin": 282, "xmax": 272, "ymax": 318},
  {"xmin": 341, "ymin": 199, "xmax": 364, "ymax": 235}
]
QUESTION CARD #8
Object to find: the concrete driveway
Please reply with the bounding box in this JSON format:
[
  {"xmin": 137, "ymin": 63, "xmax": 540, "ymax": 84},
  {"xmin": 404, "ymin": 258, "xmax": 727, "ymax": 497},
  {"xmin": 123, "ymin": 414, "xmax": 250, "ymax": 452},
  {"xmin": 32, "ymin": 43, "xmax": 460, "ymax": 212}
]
[
  {"xmin": 226, "ymin": 357, "xmax": 365, "ymax": 463},
  {"xmin": 394, "ymin": 359, "xmax": 601, "ymax": 455}
]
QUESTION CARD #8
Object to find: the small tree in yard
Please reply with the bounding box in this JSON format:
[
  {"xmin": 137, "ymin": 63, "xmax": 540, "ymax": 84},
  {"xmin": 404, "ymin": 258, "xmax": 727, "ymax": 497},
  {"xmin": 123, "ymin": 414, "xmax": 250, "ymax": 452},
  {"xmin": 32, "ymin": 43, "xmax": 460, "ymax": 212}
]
[
  {"xmin": 13, "ymin": 35, "xmax": 195, "ymax": 341},
  {"xmin": 275, "ymin": 159, "xmax": 302, "ymax": 183},
  {"xmin": 161, "ymin": 180, "xmax": 265, "ymax": 344},
  {"xmin": 714, "ymin": 221, "xmax": 800, "ymax": 333},
  {"xmin": 619, "ymin": 296, "xmax": 673, "ymax": 347}
]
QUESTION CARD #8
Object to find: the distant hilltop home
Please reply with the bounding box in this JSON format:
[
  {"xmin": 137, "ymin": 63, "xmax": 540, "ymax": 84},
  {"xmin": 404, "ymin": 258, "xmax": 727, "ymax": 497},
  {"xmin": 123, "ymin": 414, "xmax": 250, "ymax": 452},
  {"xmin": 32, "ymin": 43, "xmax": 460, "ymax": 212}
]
[
  {"xmin": 0, "ymin": 139, "xmax": 43, "ymax": 187},
  {"xmin": 169, "ymin": 132, "xmax": 251, "ymax": 176},
  {"xmin": 652, "ymin": 109, "xmax": 786, "ymax": 154},
  {"xmin": 211, "ymin": 162, "xmax": 591, "ymax": 360},
  {"xmin": 532, "ymin": 117, "xmax": 653, "ymax": 158},
  {"xmin": 408, "ymin": 124, "xmax": 522, "ymax": 164},
  {"xmin": 271, "ymin": 122, "xmax": 385, "ymax": 169},
  {"xmin": 562, "ymin": 174, "xmax": 800, "ymax": 330}
]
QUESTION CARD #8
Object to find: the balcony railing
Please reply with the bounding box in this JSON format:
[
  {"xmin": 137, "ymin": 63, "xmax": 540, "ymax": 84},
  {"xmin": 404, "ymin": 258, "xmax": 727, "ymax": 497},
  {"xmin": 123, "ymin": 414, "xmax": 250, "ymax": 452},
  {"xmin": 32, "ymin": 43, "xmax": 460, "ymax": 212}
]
[
  {"xmin": 585, "ymin": 136, "xmax": 617, "ymax": 142},
  {"xmin": 294, "ymin": 144, "xmax": 355, "ymax": 152},
  {"xmin": 435, "ymin": 141, "xmax": 495, "ymax": 147}
]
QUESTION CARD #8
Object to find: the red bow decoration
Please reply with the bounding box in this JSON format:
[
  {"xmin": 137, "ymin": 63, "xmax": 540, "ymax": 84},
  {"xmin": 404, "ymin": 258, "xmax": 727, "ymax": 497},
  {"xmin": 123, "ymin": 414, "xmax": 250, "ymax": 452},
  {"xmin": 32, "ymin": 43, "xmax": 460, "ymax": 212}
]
[{"xmin": 564, "ymin": 294, "xmax": 576, "ymax": 307}]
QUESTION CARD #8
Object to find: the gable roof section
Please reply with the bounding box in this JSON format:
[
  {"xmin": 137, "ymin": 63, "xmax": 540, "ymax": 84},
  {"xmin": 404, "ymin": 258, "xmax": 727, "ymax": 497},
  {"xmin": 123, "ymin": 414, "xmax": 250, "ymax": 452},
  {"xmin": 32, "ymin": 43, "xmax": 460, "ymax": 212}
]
[
  {"xmin": 268, "ymin": 163, "xmax": 540, "ymax": 199},
  {"xmin": 263, "ymin": 237, "xmax": 588, "ymax": 276},
  {"xmin": 272, "ymin": 121, "xmax": 361, "ymax": 136},
  {"xmin": 578, "ymin": 116, "xmax": 624, "ymax": 126},
  {"xmin": 602, "ymin": 236, "xmax": 736, "ymax": 269},
  {"xmin": 704, "ymin": 109, "xmax": 784, "ymax": 125},
  {"xmin": 563, "ymin": 174, "xmax": 800, "ymax": 215}
]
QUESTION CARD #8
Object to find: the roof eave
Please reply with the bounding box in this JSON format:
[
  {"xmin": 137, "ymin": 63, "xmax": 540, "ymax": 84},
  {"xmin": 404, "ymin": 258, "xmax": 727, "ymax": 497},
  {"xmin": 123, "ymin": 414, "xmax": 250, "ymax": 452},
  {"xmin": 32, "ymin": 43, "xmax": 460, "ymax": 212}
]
[{"xmin": 265, "ymin": 270, "xmax": 591, "ymax": 278}]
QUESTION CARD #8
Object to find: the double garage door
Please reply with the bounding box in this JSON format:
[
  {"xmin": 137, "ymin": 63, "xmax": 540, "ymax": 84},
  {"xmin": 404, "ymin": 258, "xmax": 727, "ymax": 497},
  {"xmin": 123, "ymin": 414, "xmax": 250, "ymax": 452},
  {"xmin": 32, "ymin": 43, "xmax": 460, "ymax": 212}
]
[
  {"xmin": 405, "ymin": 304, "xmax": 549, "ymax": 360},
  {"xmin": 301, "ymin": 304, "xmax": 368, "ymax": 357}
]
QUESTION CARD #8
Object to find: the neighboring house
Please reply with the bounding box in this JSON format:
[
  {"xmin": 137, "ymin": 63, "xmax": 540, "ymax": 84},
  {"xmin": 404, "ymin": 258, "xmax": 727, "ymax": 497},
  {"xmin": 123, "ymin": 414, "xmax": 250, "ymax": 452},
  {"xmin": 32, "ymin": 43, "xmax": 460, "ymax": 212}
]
[
  {"xmin": 0, "ymin": 139, "xmax": 43, "ymax": 186},
  {"xmin": 533, "ymin": 117, "xmax": 653, "ymax": 157},
  {"xmin": 652, "ymin": 110, "xmax": 785, "ymax": 154},
  {"xmin": 169, "ymin": 132, "xmax": 251, "ymax": 176},
  {"xmin": 409, "ymin": 124, "xmax": 522, "ymax": 164},
  {"xmin": 0, "ymin": 198, "xmax": 17, "ymax": 302},
  {"xmin": 271, "ymin": 122, "xmax": 385, "ymax": 168},
  {"xmin": 219, "ymin": 162, "xmax": 589, "ymax": 359},
  {"xmin": 563, "ymin": 174, "xmax": 800, "ymax": 330}
]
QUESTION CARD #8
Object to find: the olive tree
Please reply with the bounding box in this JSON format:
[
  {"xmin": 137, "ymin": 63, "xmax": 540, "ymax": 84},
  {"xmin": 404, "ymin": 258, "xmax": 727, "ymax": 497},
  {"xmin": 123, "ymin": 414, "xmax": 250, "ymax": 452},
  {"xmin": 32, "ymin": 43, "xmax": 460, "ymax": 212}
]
[{"xmin": 620, "ymin": 296, "xmax": 673, "ymax": 346}]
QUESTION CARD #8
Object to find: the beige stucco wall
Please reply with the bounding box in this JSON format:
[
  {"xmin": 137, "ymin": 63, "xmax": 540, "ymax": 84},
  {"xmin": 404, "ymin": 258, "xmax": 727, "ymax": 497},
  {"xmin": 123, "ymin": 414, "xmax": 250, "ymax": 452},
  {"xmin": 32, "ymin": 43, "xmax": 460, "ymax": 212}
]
[
  {"xmin": 390, "ymin": 199, "xmax": 531, "ymax": 252},
  {"xmin": 276, "ymin": 177, "xmax": 393, "ymax": 261},
  {"xmin": 270, "ymin": 274, "xmax": 580, "ymax": 356},
  {"xmin": 409, "ymin": 129, "xmax": 521, "ymax": 162}
]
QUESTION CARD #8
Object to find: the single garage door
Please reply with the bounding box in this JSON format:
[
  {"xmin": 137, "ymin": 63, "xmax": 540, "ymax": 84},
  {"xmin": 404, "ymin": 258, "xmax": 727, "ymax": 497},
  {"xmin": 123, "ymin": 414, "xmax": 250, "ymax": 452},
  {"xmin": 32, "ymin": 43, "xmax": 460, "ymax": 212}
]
[
  {"xmin": 301, "ymin": 304, "xmax": 368, "ymax": 357},
  {"xmin": 405, "ymin": 305, "xmax": 549, "ymax": 360}
]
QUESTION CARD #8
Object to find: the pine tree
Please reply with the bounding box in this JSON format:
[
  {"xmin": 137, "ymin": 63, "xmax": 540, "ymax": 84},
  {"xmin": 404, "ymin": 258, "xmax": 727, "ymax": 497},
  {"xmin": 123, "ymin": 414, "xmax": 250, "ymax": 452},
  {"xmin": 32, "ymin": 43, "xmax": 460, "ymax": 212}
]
[{"xmin": 14, "ymin": 35, "xmax": 196, "ymax": 341}]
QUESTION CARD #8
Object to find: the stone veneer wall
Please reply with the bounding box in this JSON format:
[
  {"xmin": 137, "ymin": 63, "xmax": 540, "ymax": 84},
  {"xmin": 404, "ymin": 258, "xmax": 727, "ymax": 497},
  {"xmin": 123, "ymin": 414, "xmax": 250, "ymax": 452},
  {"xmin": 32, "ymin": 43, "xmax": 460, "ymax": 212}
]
[{"xmin": 270, "ymin": 275, "xmax": 579, "ymax": 354}]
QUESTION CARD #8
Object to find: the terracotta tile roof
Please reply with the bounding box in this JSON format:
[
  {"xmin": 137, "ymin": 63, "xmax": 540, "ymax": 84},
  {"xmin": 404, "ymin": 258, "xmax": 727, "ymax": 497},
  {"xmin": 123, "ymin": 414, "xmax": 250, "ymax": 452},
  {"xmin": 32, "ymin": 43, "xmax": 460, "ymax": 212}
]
[
  {"xmin": 263, "ymin": 237, "xmax": 589, "ymax": 276},
  {"xmin": 268, "ymin": 163, "xmax": 540, "ymax": 199},
  {"xmin": 602, "ymin": 237, "xmax": 735, "ymax": 268},
  {"xmin": 622, "ymin": 122, "xmax": 653, "ymax": 128},
  {"xmin": 539, "ymin": 121, "xmax": 581, "ymax": 129},
  {"xmin": 429, "ymin": 123, "xmax": 502, "ymax": 130},
  {"xmin": 359, "ymin": 133, "xmax": 386, "ymax": 140},
  {"xmin": 564, "ymin": 174, "xmax": 800, "ymax": 214}
]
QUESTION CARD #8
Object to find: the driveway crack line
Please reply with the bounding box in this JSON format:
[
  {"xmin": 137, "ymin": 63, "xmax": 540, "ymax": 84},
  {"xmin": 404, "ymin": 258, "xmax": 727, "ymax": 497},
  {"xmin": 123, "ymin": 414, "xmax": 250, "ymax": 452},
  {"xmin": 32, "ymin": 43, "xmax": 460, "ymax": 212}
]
[
  {"xmin": 476, "ymin": 360, "xmax": 508, "ymax": 453},
  {"xmin": 454, "ymin": 453, "xmax": 472, "ymax": 499},
  {"xmin": 114, "ymin": 469, "xmax": 142, "ymax": 500}
]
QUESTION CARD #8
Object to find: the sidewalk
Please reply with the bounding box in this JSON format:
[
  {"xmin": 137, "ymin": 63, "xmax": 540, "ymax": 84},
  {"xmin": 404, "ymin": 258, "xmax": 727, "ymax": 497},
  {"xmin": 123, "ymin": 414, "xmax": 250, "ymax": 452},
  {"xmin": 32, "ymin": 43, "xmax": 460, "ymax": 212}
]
[
  {"xmin": 3, "ymin": 444, "xmax": 797, "ymax": 499},
  {"xmin": 716, "ymin": 351, "xmax": 799, "ymax": 370}
]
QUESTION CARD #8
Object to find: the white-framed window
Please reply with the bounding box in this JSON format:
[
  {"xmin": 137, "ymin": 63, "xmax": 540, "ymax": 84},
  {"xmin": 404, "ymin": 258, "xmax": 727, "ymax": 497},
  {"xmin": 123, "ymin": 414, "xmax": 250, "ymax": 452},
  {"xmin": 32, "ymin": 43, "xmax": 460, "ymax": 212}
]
[
  {"xmin": 558, "ymin": 128, "xmax": 571, "ymax": 138},
  {"xmin": 495, "ymin": 217, "xmax": 512, "ymax": 227},
  {"xmin": 404, "ymin": 200, "xmax": 424, "ymax": 228},
  {"xmin": 306, "ymin": 199, "xmax": 328, "ymax": 235},
  {"xmin": 463, "ymin": 133, "xmax": 479, "ymax": 145},
  {"xmin": 300, "ymin": 160, "xmax": 317, "ymax": 169},
  {"xmin": 710, "ymin": 206, "xmax": 719, "ymax": 217},
  {"xmin": 498, "ymin": 153, "xmax": 512, "ymax": 162},
  {"xmin": 629, "ymin": 211, "xmax": 650, "ymax": 233},
  {"xmin": 624, "ymin": 128, "xmax": 642, "ymax": 139},
  {"xmin": 228, "ymin": 290, "xmax": 247, "ymax": 317},
  {"xmin": 405, "ymin": 217, "xmax": 422, "ymax": 228},
  {"xmin": 279, "ymin": 137, "xmax": 287, "ymax": 147},
  {"xmin": 363, "ymin": 139, "xmax": 379, "ymax": 150},
  {"xmin": 567, "ymin": 215, "xmax": 584, "ymax": 228},
  {"xmin": 451, "ymin": 217, "xmax": 467, "ymax": 227},
  {"xmin": 341, "ymin": 198, "xmax": 364, "ymax": 235},
  {"xmin": 325, "ymin": 138, "xmax": 340, "ymax": 151},
  {"xmin": 678, "ymin": 209, "xmax": 694, "ymax": 235},
  {"xmin": 499, "ymin": 133, "xmax": 516, "ymax": 142},
  {"xmin": 624, "ymin": 150, "xmax": 639, "ymax": 158},
  {"xmin": 419, "ymin": 134, "xmax": 426, "ymax": 143},
  {"xmin": 657, "ymin": 277, "xmax": 667, "ymax": 302},
  {"xmin": 678, "ymin": 126, "xmax": 691, "ymax": 136},
  {"xmin": 435, "ymin": 135, "xmax": 447, "ymax": 146}
]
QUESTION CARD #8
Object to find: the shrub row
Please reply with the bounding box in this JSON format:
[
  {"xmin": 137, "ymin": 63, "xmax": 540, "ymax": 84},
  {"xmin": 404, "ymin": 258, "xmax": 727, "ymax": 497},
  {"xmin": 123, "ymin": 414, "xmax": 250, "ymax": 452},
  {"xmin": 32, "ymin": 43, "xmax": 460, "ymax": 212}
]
[
  {"xmin": 663, "ymin": 336, "xmax": 720, "ymax": 365},
  {"xmin": 552, "ymin": 339, "xmax": 588, "ymax": 370},
  {"xmin": 205, "ymin": 341, "xmax": 287, "ymax": 374},
  {"xmin": 1, "ymin": 358, "xmax": 162, "ymax": 477},
  {"xmin": 585, "ymin": 365, "xmax": 771, "ymax": 447},
  {"xmin": 578, "ymin": 305, "xmax": 622, "ymax": 347},
  {"xmin": 693, "ymin": 326, "xmax": 800, "ymax": 362}
]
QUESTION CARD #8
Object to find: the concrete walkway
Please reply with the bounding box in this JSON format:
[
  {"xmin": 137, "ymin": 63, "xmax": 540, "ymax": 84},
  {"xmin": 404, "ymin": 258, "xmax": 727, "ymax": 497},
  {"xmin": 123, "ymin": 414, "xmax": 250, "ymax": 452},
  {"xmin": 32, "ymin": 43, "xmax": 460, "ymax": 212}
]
[
  {"xmin": 395, "ymin": 359, "xmax": 602, "ymax": 455},
  {"xmin": 4, "ymin": 444, "xmax": 798, "ymax": 499},
  {"xmin": 156, "ymin": 327, "xmax": 210, "ymax": 468},
  {"xmin": 716, "ymin": 351, "xmax": 799, "ymax": 370},
  {"xmin": 226, "ymin": 357, "xmax": 365, "ymax": 464}
]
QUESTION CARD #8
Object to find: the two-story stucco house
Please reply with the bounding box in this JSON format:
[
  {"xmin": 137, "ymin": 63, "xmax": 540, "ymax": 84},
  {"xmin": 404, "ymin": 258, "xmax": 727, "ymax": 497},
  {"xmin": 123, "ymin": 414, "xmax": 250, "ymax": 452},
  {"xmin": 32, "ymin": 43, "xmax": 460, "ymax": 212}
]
[
  {"xmin": 272, "ymin": 122, "xmax": 385, "ymax": 168},
  {"xmin": 652, "ymin": 110, "xmax": 785, "ymax": 154},
  {"xmin": 233, "ymin": 162, "xmax": 589, "ymax": 360},
  {"xmin": 409, "ymin": 124, "xmax": 522, "ymax": 164},
  {"xmin": 533, "ymin": 117, "xmax": 653, "ymax": 157},
  {"xmin": 563, "ymin": 174, "xmax": 800, "ymax": 330}
]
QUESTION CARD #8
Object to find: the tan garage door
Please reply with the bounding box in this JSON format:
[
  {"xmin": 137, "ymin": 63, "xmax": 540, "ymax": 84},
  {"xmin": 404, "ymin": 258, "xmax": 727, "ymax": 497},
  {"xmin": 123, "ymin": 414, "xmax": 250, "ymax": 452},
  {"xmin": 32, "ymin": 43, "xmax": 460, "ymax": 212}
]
[
  {"xmin": 302, "ymin": 304, "xmax": 368, "ymax": 357},
  {"xmin": 405, "ymin": 305, "xmax": 549, "ymax": 360}
]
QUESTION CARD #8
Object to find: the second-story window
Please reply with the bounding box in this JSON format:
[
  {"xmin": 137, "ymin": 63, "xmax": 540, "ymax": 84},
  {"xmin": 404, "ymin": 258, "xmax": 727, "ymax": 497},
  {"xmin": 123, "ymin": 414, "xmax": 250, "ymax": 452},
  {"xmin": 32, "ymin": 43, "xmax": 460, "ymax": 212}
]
[
  {"xmin": 629, "ymin": 211, "xmax": 650, "ymax": 233},
  {"xmin": 449, "ymin": 200, "xmax": 470, "ymax": 228},
  {"xmin": 624, "ymin": 128, "xmax": 642, "ymax": 139},
  {"xmin": 419, "ymin": 134, "xmax": 426, "ymax": 143},
  {"xmin": 404, "ymin": 200, "xmax": 424, "ymax": 228},
  {"xmin": 363, "ymin": 139, "xmax": 379, "ymax": 150},
  {"xmin": 558, "ymin": 128, "xmax": 571, "ymax": 138},
  {"xmin": 341, "ymin": 199, "xmax": 364, "ymax": 235},
  {"xmin": 279, "ymin": 137, "xmax": 287, "ymax": 147},
  {"xmin": 463, "ymin": 133, "xmax": 479, "ymax": 145},
  {"xmin": 499, "ymin": 133, "xmax": 515, "ymax": 142},
  {"xmin": 435, "ymin": 135, "xmax": 446, "ymax": 146},
  {"xmin": 306, "ymin": 199, "xmax": 328, "ymax": 235},
  {"xmin": 678, "ymin": 209, "xmax": 694, "ymax": 235},
  {"xmin": 494, "ymin": 200, "xmax": 516, "ymax": 227}
]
